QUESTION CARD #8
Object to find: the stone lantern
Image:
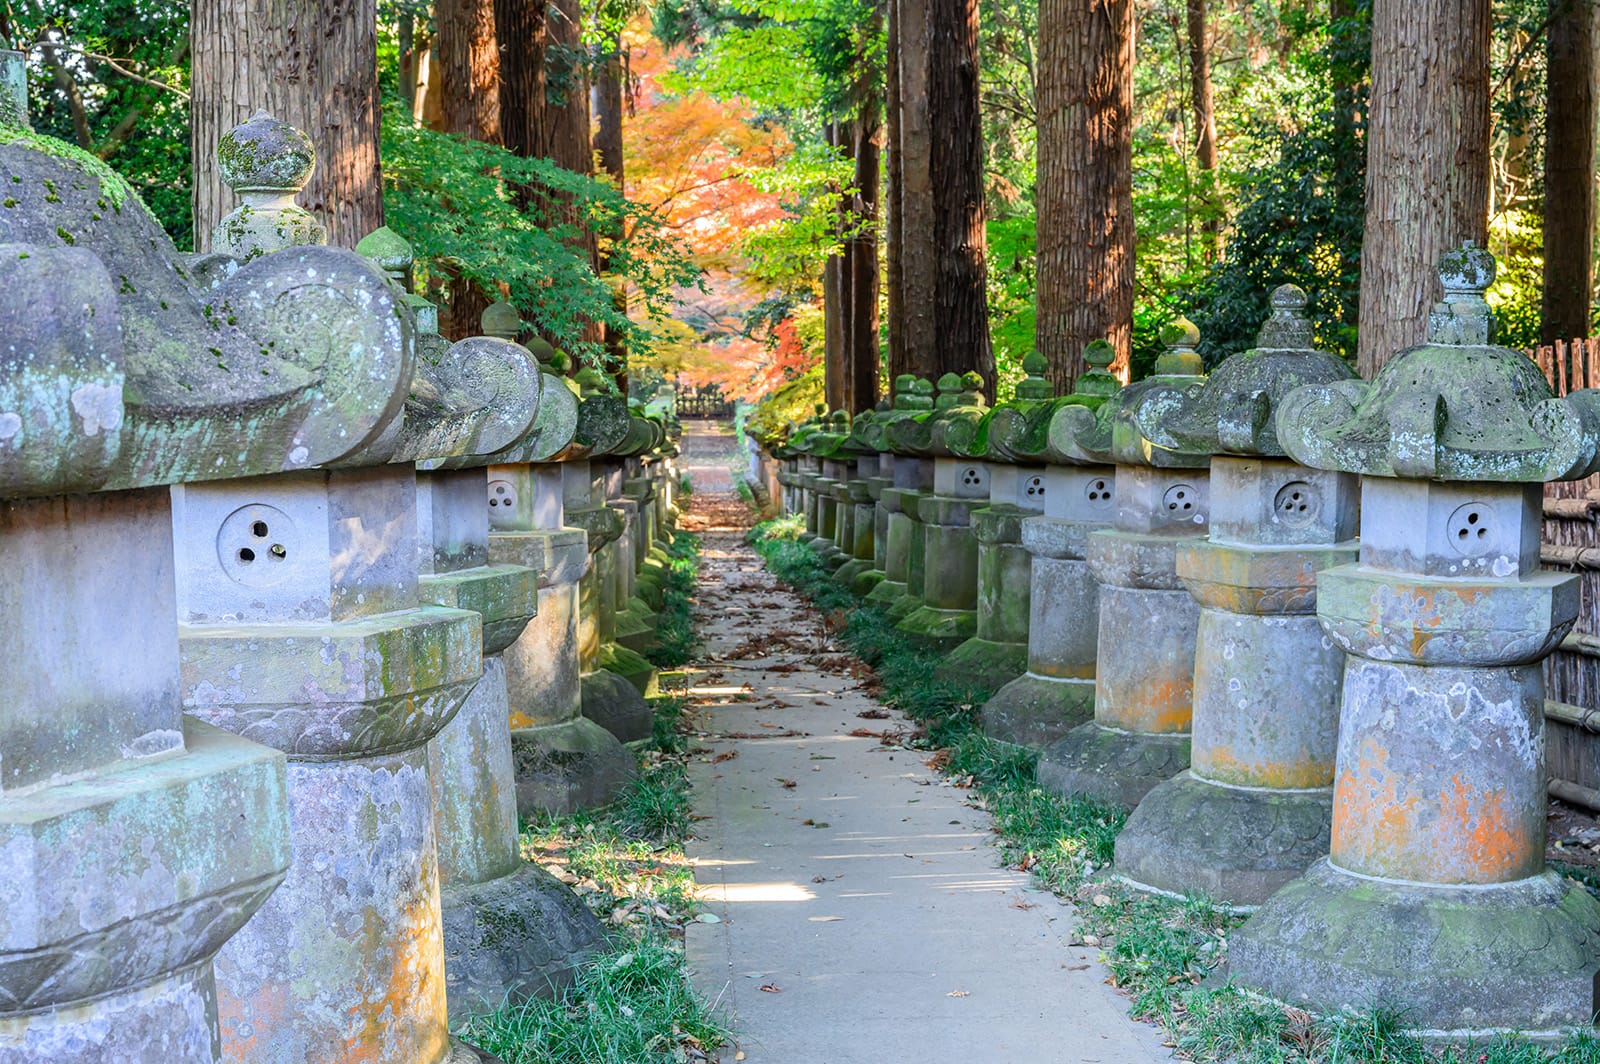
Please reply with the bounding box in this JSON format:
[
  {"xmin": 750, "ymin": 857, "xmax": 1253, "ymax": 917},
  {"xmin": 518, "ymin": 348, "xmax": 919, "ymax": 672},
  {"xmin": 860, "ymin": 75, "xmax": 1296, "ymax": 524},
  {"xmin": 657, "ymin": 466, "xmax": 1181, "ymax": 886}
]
[
  {"xmin": 1231, "ymin": 246, "xmax": 1600, "ymax": 1033},
  {"xmin": 411, "ymin": 294, "xmax": 604, "ymax": 1015},
  {"xmin": 865, "ymin": 378, "xmax": 937, "ymax": 610},
  {"xmin": 172, "ymin": 115, "xmax": 504, "ymax": 1063},
  {"xmin": 1112, "ymin": 286, "xmax": 1359, "ymax": 907},
  {"xmin": 982, "ymin": 342, "xmax": 1122, "ymax": 745},
  {"xmin": 895, "ymin": 372, "xmax": 990, "ymax": 646},
  {"xmin": 1036, "ymin": 322, "xmax": 1211, "ymax": 808},
  {"xmin": 937, "ymin": 352, "xmax": 1057, "ymax": 692},
  {"xmin": 489, "ymin": 368, "xmax": 641, "ymax": 811},
  {"xmin": 0, "ymin": 79, "xmax": 293, "ymax": 1064},
  {"xmin": 831, "ymin": 406, "xmax": 884, "ymax": 589}
]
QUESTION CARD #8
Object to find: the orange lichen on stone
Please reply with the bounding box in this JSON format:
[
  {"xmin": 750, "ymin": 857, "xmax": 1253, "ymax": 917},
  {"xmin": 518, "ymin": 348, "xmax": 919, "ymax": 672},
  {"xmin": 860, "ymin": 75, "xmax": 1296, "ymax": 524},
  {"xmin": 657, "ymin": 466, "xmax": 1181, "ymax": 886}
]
[
  {"xmin": 1197, "ymin": 743, "xmax": 1332, "ymax": 789},
  {"xmin": 1102, "ymin": 672, "xmax": 1192, "ymax": 734}
]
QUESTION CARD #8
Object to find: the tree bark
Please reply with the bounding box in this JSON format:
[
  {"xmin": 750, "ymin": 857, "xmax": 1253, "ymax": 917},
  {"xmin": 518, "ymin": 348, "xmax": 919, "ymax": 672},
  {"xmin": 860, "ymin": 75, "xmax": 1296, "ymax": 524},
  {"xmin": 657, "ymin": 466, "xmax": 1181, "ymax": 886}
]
[
  {"xmin": 846, "ymin": 105, "xmax": 882, "ymax": 415},
  {"xmin": 1185, "ymin": 0, "xmax": 1220, "ymax": 259},
  {"xmin": 824, "ymin": 121, "xmax": 847, "ymax": 413},
  {"xmin": 593, "ymin": 31, "xmax": 629, "ymax": 393},
  {"xmin": 884, "ymin": 0, "xmax": 905, "ymax": 389},
  {"xmin": 1034, "ymin": 0, "xmax": 1134, "ymax": 387},
  {"xmin": 1543, "ymin": 0, "xmax": 1597, "ymax": 344},
  {"xmin": 1356, "ymin": 0, "xmax": 1490, "ymax": 376},
  {"xmin": 495, "ymin": 0, "xmax": 548, "ymax": 160},
  {"xmin": 191, "ymin": 0, "xmax": 383, "ymax": 251},
  {"xmin": 927, "ymin": 0, "xmax": 994, "ymax": 395},
  {"xmin": 895, "ymin": 0, "xmax": 939, "ymax": 382}
]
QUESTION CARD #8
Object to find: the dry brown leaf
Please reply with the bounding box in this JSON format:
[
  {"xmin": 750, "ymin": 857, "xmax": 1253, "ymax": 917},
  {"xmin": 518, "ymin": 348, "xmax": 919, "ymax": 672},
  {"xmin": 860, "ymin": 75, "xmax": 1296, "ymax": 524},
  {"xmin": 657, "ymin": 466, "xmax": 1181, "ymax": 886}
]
[
  {"xmin": 711, "ymin": 750, "xmax": 738, "ymax": 764},
  {"xmin": 759, "ymin": 983, "xmax": 782, "ymax": 993}
]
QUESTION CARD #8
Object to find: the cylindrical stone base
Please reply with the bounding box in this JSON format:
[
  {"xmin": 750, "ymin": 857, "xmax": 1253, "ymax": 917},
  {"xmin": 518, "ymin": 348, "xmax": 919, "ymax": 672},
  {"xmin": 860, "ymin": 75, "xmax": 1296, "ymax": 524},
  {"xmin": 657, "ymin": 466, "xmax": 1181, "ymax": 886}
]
[
  {"xmin": 1113, "ymin": 608, "xmax": 1342, "ymax": 906},
  {"xmin": 1230, "ymin": 859, "xmax": 1600, "ymax": 1035},
  {"xmin": 581, "ymin": 667, "xmax": 655, "ymax": 743},
  {"xmin": 511, "ymin": 718, "xmax": 637, "ymax": 816},
  {"xmin": 934, "ymin": 636, "xmax": 1027, "ymax": 694},
  {"xmin": 981, "ymin": 672, "xmax": 1095, "ymax": 748},
  {"xmin": 216, "ymin": 752, "xmax": 451, "ymax": 1064},
  {"xmin": 985, "ymin": 541, "xmax": 1101, "ymax": 746},
  {"xmin": 0, "ymin": 964, "xmax": 220, "ymax": 1064},
  {"xmin": 506, "ymin": 582, "xmax": 635, "ymax": 815},
  {"xmin": 1113, "ymin": 772, "xmax": 1331, "ymax": 909},
  {"xmin": 430, "ymin": 658, "xmax": 605, "ymax": 1018},
  {"xmin": 1036, "ymin": 723, "xmax": 1191, "ymax": 811},
  {"xmin": 1035, "ymin": 581, "xmax": 1197, "ymax": 808},
  {"xmin": 440, "ymin": 864, "xmax": 604, "ymax": 1018}
]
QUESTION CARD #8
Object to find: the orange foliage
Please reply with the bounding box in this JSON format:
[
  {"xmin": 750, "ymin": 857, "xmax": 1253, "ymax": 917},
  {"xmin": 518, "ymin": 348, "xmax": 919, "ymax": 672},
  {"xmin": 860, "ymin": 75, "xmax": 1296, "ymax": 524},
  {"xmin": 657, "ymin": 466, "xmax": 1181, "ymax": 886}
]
[{"xmin": 621, "ymin": 25, "xmax": 819, "ymax": 400}]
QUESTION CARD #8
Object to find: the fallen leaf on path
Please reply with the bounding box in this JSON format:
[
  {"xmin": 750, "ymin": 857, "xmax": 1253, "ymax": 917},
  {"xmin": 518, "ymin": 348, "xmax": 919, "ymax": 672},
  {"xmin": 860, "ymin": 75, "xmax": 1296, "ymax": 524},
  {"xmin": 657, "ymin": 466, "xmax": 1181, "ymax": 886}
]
[
  {"xmin": 1067, "ymin": 964, "xmax": 1090, "ymax": 971},
  {"xmin": 947, "ymin": 990, "xmax": 969, "ymax": 998},
  {"xmin": 759, "ymin": 984, "xmax": 782, "ymax": 993},
  {"xmin": 711, "ymin": 750, "xmax": 738, "ymax": 764},
  {"xmin": 777, "ymin": 778, "xmax": 797, "ymax": 789},
  {"xmin": 1009, "ymin": 896, "xmax": 1036, "ymax": 911},
  {"xmin": 857, "ymin": 709, "xmax": 890, "ymax": 719},
  {"xmin": 694, "ymin": 912, "xmax": 721, "ymax": 924}
]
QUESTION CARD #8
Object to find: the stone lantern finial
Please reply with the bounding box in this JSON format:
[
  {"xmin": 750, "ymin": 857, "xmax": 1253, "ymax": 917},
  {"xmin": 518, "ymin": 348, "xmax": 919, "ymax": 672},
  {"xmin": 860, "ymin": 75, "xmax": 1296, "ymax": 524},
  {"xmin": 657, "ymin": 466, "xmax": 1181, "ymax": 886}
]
[
  {"xmin": 1014, "ymin": 351, "xmax": 1053, "ymax": 402},
  {"xmin": 211, "ymin": 110, "xmax": 327, "ymax": 260},
  {"xmin": 1256, "ymin": 284, "xmax": 1315, "ymax": 349},
  {"xmin": 934, "ymin": 372, "xmax": 964, "ymax": 410},
  {"xmin": 0, "ymin": 49, "xmax": 28, "ymax": 131},
  {"xmin": 481, "ymin": 301, "xmax": 521, "ymax": 342},
  {"xmin": 1426, "ymin": 239, "xmax": 1495, "ymax": 345},
  {"xmin": 905, "ymin": 377, "xmax": 936, "ymax": 411},
  {"xmin": 356, "ymin": 225, "xmax": 439, "ymax": 338},
  {"xmin": 1154, "ymin": 317, "xmax": 1204, "ymax": 377},
  {"xmin": 354, "ymin": 225, "xmax": 412, "ymax": 285},
  {"xmin": 1073, "ymin": 339, "xmax": 1121, "ymax": 401},
  {"xmin": 892, "ymin": 373, "xmax": 917, "ymax": 409}
]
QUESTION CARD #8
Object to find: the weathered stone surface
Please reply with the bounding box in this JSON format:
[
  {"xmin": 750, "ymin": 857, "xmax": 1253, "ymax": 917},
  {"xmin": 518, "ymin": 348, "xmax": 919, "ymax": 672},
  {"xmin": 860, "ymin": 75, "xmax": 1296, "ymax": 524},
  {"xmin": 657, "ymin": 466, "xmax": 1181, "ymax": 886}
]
[
  {"xmin": 214, "ymin": 750, "xmax": 449, "ymax": 1064},
  {"xmin": 1115, "ymin": 294, "xmax": 1358, "ymax": 907},
  {"xmin": 1, "ymin": 129, "xmax": 415, "ymax": 490},
  {"xmin": 512, "ymin": 718, "xmax": 638, "ymax": 816},
  {"xmin": 1230, "ymin": 860, "xmax": 1600, "ymax": 1035},
  {"xmin": 581, "ymin": 667, "xmax": 655, "ymax": 743},
  {"xmin": 1037, "ymin": 723, "xmax": 1191, "ymax": 811},
  {"xmin": 1114, "ymin": 770, "xmax": 1331, "ymax": 909},
  {"xmin": 1233, "ymin": 247, "xmax": 1600, "ymax": 1033},
  {"xmin": 440, "ymin": 863, "xmax": 604, "ymax": 1018},
  {"xmin": 1036, "ymin": 323, "xmax": 1210, "ymax": 807}
]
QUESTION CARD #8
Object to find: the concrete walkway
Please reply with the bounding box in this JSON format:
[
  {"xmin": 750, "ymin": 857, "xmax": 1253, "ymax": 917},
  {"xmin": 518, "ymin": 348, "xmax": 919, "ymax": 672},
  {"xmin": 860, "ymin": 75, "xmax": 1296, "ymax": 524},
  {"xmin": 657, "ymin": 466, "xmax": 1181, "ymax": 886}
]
[{"xmin": 676, "ymin": 422, "xmax": 1172, "ymax": 1064}]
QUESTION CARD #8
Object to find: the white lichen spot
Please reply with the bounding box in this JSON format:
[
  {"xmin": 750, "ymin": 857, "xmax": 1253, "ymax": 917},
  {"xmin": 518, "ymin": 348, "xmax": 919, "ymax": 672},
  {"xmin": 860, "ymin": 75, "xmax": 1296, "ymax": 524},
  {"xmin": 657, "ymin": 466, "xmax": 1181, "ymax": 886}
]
[
  {"xmin": 69, "ymin": 381, "xmax": 123, "ymax": 437},
  {"xmin": 0, "ymin": 411, "xmax": 20, "ymax": 442},
  {"xmin": 289, "ymin": 445, "xmax": 310, "ymax": 465}
]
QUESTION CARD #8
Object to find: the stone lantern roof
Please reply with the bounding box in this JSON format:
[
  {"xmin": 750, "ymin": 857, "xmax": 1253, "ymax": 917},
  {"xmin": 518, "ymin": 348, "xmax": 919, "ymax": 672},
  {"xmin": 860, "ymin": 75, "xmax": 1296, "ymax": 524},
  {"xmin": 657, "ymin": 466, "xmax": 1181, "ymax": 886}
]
[
  {"xmin": 0, "ymin": 108, "xmax": 414, "ymax": 496},
  {"xmin": 887, "ymin": 372, "xmax": 984, "ymax": 457},
  {"xmin": 1278, "ymin": 244, "xmax": 1600, "ymax": 482},
  {"xmin": 982, "ymin": 340, "xmax": 1123, "ymax": 466},
  {"xmin": 1048, "ymin": 320, "xmax": 1209, "ymax": 469},
  {"xmin": 1141, "ymin": 284, "xmax": 1355, "ymax": 458}
]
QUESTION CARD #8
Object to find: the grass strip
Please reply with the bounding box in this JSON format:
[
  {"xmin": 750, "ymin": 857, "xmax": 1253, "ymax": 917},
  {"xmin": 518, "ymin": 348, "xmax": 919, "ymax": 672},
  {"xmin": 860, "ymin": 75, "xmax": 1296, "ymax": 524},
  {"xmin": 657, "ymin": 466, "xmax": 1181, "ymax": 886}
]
[
  {"xmin": 748, "ymin": 514, "xmax": 1600, "ymax": 1064},
  {"xmin": 648, "ymin": 530, "xmax": 702, "ymax": 669},
  {"xmin": 458, "ymin": 535, "xmax": 728, "ymax": 1063}
]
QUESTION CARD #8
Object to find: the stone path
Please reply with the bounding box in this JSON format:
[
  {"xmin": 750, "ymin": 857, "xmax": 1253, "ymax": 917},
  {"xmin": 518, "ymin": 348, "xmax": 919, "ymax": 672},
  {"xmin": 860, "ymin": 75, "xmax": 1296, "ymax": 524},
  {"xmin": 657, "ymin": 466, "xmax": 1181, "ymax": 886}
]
[{"xmin": 676, "ymin": 421, "xmax": 1173, "ymax": 1064}]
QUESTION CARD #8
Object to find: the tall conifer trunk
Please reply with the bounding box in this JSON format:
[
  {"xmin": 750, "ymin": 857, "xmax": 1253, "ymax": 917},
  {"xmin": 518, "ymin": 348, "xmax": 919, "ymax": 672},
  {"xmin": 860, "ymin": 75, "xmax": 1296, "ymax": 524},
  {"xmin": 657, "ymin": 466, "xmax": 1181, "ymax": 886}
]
[
  {"xmin": 593, "ymin": 31, "xmax": 629, "ymax": 393},
  {"xmin": 884, "ymin": 0, "xmax": 905, "ymax": 385},
  {"xmin": 927, "ymin": 0, "xmax": 993, "ymax": 394},
  {"xmin": 1034, "ymin": 0, "xmax": 1133, "ymax": 387},
  {"xmin": 1185, "ymin": 0, "xmax": 1220, "ymax": 259},
  {"xmin": 1356, "ymin": 0, "xmax": 1489, "ymax": 375},
  {"xmin": 1542, "ymin": 0, "xmax": 1597, "ymax": 344},
  {"xmin": 191, "ymin": 0, "xmax": 382, "ymax": 250},
  {"xmin": 894, "ymin": 0, "xmax": 938, "ymax": 382}
]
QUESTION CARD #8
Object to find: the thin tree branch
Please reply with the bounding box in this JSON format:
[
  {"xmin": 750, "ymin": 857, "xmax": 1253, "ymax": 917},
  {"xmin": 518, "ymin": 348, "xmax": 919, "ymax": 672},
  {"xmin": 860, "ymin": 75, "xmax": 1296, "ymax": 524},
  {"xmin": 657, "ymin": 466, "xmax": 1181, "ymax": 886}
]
[{"xmin": 79, "ymin": 48, "xmax": 189, "ymax": 99}]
